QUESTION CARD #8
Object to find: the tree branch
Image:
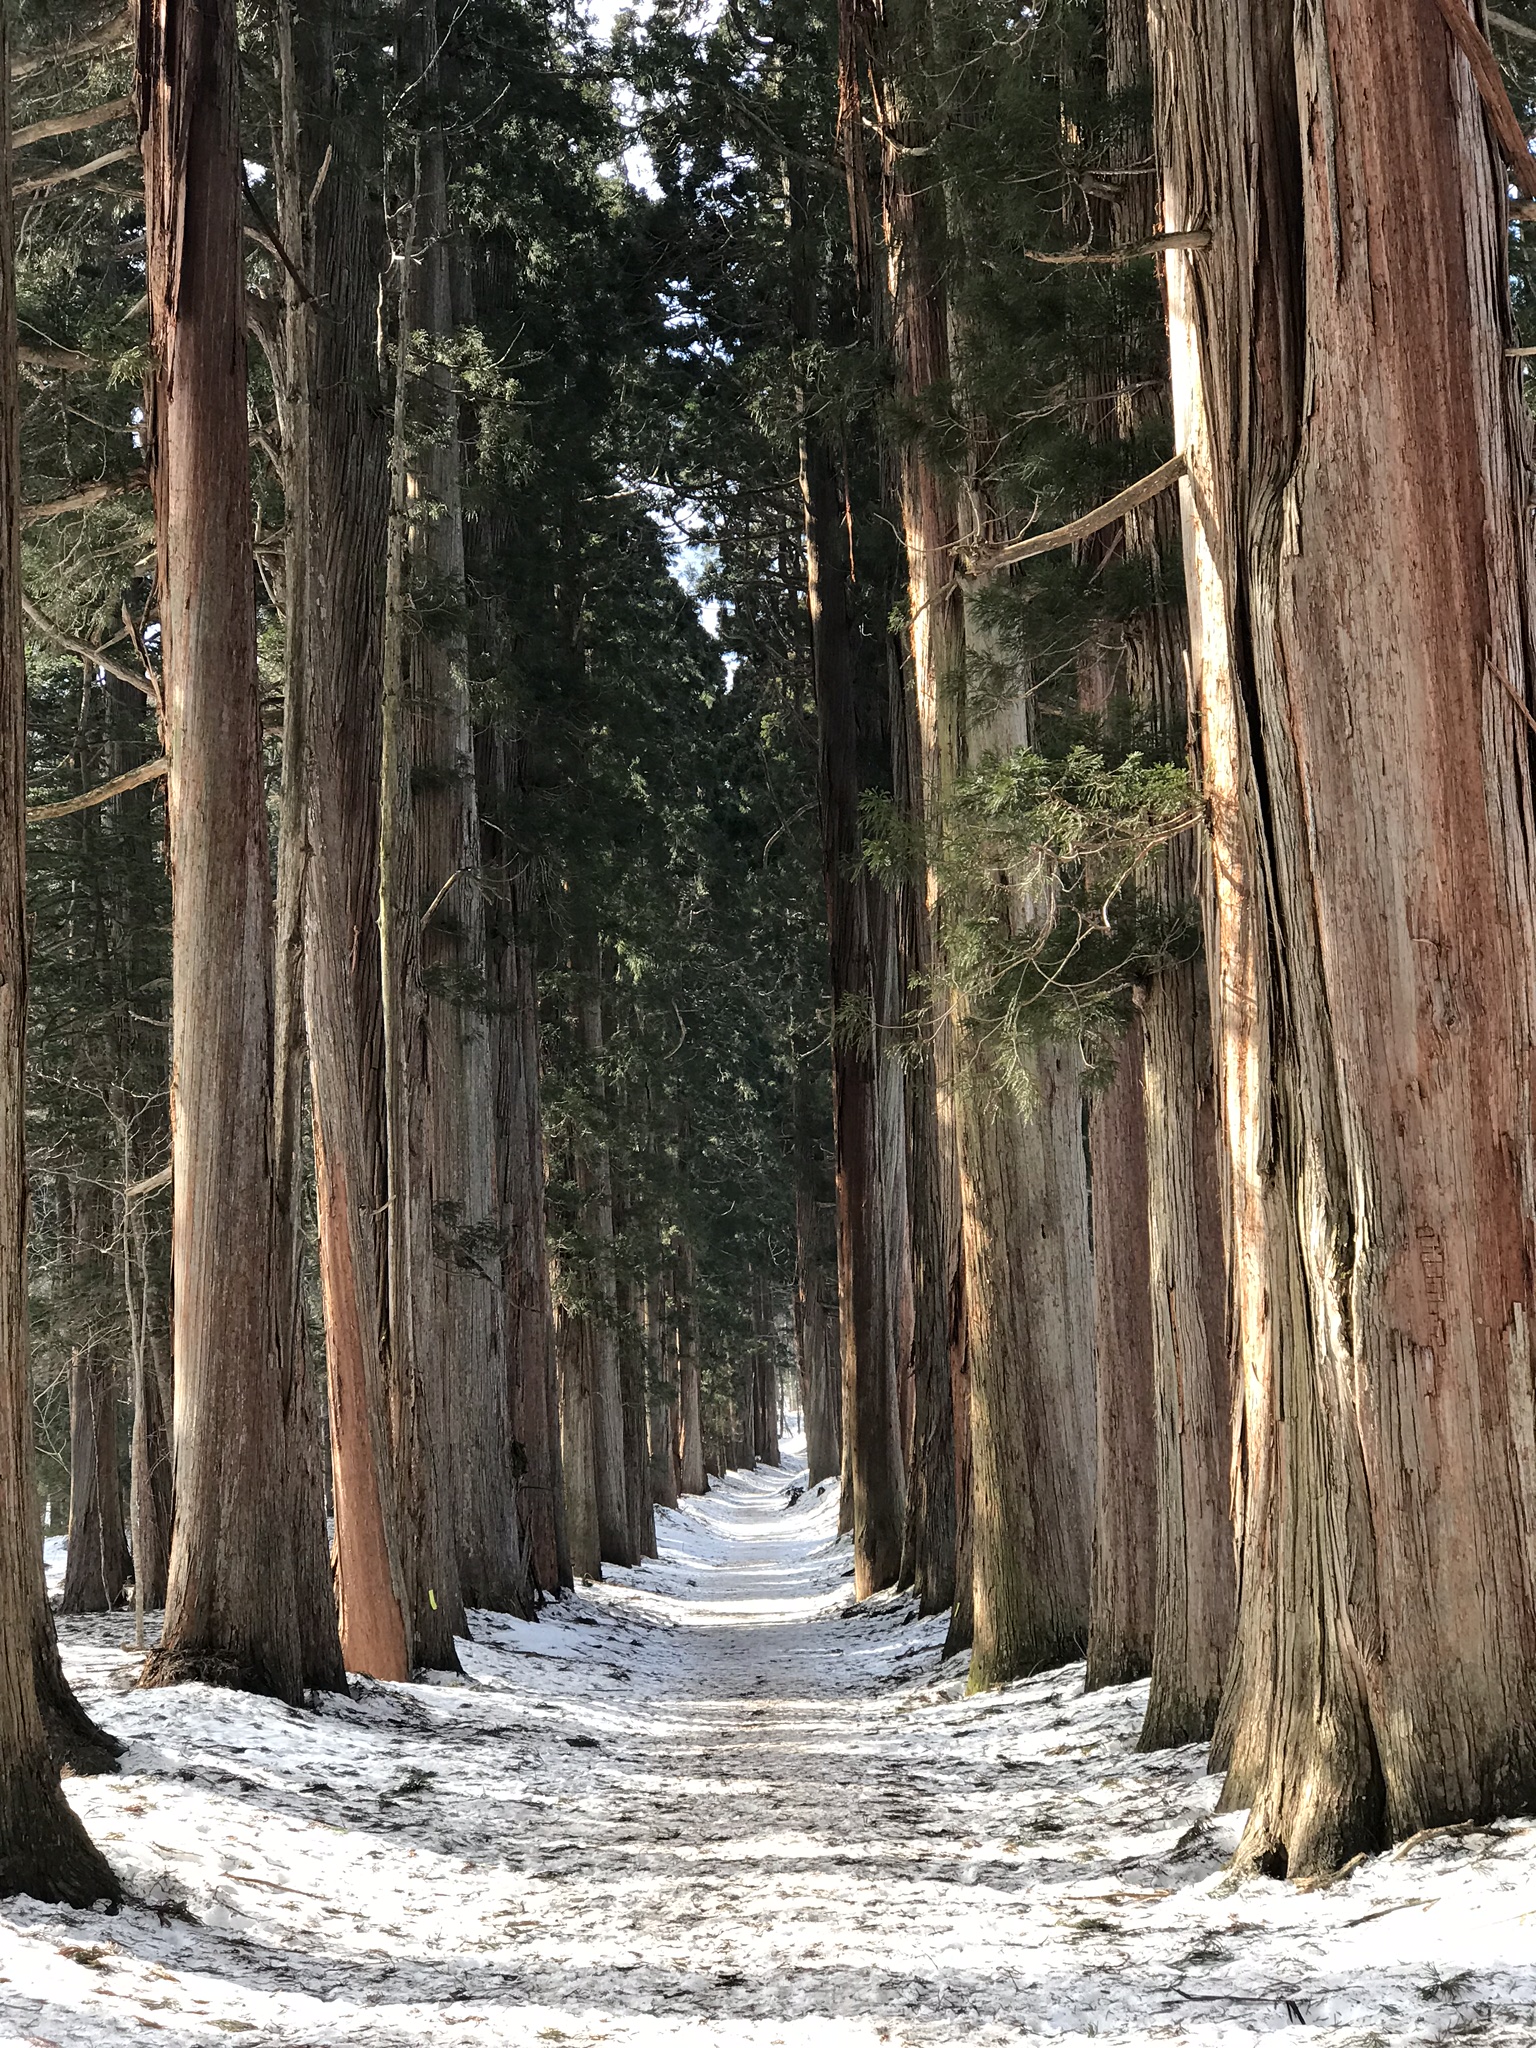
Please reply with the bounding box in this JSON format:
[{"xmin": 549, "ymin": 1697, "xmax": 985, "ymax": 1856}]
[
  {"xmin": 22, "ymin": 594, "xmax": 156, "ymax": 699},
  {"xmin": 20, "ymin": 474, "xmax": 147, "ymax": 522},
  {"xmin": 1428, "ymin": 0, "xmax": 1536, "ymax": 199},
  {"xmin": 12, "ymin": 11, "xmax": 133, "ymax": 83},
  {"xmin": 1489, "ymin": 9, "xmax": 1536, "ymax": 46},
  {"xmin": 963, "ymin": 455, "xmax": 1188, "ymax": 580},
  {"xmin": 12, "ymin": 95, "xmax": 131, "ymax": 150},
  {"xmin": 27, "ymin": 755, "xmax": 167, "ymax": 825},
  {"xmin": 123, "ymin": 1162, "xmax": 172, "ymax": 1202},
  {"xmin": 19, "ymin": 343, "xmax": 94, "ymax": 371},
  {"xmin": 15, "ymin": 140, "xmax": 137, "ymax": 197},
  {"xmin": 1018, "ymin": 230, "xmax": 1212, "ymax": 267}
]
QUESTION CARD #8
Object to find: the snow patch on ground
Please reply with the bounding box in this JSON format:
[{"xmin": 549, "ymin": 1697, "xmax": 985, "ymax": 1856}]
[{"xmin": 6, "ymin": 1443, "xmax": 1536, "ymax": 2043}]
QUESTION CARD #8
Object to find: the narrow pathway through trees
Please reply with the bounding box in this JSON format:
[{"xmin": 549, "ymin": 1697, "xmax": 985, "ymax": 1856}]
[{"xmin": 4, "ymin": 1456, "xmax": 1535, "ymax": 2043}]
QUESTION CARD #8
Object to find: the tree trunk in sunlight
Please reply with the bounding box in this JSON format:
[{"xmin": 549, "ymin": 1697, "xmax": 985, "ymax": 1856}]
[
  {"xmin": 791, "ymin": 158, "xmax": 905, "ymax": 1593},
  {"xmin": 289, "ymin": 0, "xmax": 411, "ymax": 1681},
  {"xmin": 1153, "ymin": 0, "xmax": 1536, "ymax": 1873},
  {"xmin": 843, "ymin": 0, "xmax": 1097, "ymax": 1681},
  {"xmin": 137, "ymin": 0, "xmax": 335, "ymax": 1704}
]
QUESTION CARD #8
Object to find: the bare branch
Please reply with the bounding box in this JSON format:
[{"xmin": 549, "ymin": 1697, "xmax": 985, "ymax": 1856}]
[
  {"xmin": 12, "ymin": 95, "xmax": 131, "ymax": 150},
  {"xmin": 21, "ymin": 474, "xmax": 147, "ymax": 522},
  {"xmin": 22, "ymin": 594, "xmax": 156, "ymax": 699},
  {"xmin": 1490, "ymin": 9, "xmax": 1536, "ymax": 46},
  {"xmin": 15, "ymin": 140, "xmax": 137, "ymax": 196},
  {"xmin": 27, "ymin": 755, "xmax": 167, "ymax": 825},
  {"xmin": 19, "ymin": 343, "xmax": 94, "ymax": 371},
  {"xmin": 12, "ymin": 11, "xmax": 133, "ymax": 83},
  {"xmin": 123, "ymin": 1162, "xmax": 172, "ymax": 1202},
  {"xmin": 1428, "ymin": 0, "xmax": 1536, "ymax": 199},
  {"xmin": 1018, "ymin": 230, "xmax": 1212, "ymax": 267},
  {"xmin": 964, "ymin": 455, "xmax": 1188, "ymax": 580}
]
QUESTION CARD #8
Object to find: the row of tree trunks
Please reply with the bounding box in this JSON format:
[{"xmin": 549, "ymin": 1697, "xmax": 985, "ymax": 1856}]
[
  {"xmin": 1152, "ymin": 0, "xmax": 1536, "ymax": 1874},
  {"xmin": 845, "ymin": 0, "xmax": 1100, "ymax": 1690}
]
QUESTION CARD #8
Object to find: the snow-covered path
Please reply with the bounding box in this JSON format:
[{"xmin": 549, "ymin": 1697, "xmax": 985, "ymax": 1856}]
[{"xmin": 8, "ymin": 1448, "xmax": 1536, "ymax": 2045}]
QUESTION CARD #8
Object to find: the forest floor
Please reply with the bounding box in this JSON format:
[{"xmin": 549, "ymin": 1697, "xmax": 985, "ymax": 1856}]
[{"xmin": 6, "ymin": 1447, "xmax": 1536, "ymax": 2045}]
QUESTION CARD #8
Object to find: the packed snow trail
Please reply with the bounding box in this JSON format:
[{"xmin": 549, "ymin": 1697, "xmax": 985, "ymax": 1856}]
[{"xmin": 8, "ymin": 1449, "xmax": 1536, "ymax": 2044}]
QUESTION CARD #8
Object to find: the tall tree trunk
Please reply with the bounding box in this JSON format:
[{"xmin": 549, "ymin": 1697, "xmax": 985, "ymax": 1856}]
[
  {"xmin": 894, "ymin": 637, "xmax": 958, "ymax": 1616},
  {"xmin": 578, "ymin": 970, "xmax": 634, "ymax": 1567},
  {"xmin": 792, "ymin": 1155, "xmax": 841, "ymax": 1487},
  {"xmin": 478, "ymin": 727, "xmax": 565, "ymax": 1596},
  {"xmin": 137, "ymin": 0, "xmax": 330, "ymax": 1703},
  {"xmin": 292, "ymin": 0, "xmax": 411, "ymax": 1681},
  {"xmin": 403, "ymin": 89, "xmax": 521, "ymax": 1622},
  {"xmin": 1139, "ymin": 966, "xmax": 1231, "ymax": 1746},
  {"xmin": 847, "ymin": 0, "xmax": 1096, "ymax": 1685},
  {"xmin": 557, "ymin": 1294, "xmax": 601, "ymax": 1580},
  {"xmin": 646, "ymin": 1270, "xmax": 679, "ymax": 1511},
  {"xmin": 614, "ymin": 1171, "xmax": 655, "ymax": 1560},
  {"xmin": 1085, "ymin": 1021, "xmax": 1157, "ymax": 1689},
  {"xmin": 60, "ymin": 1353, "xmax": 129, "ymax": 1616},
  {"xmin": 1153, "ymin": 0, "xmax": 1536, "ymax": 1874},
  {"xmin": 752, "ymin": 1279, "xmax": 781, "ymax": 1467},
  {"xmin": 958, "ymin": 1029, "xmax": 1097, "ymax": 1690},
  {"xmin": 60, "ymin": 1187, "xmax": 131, "ymax": 1616},
  {"xmin": 271, "ymin": 0, "xmax": 347, "ymax": 1696},
  {"xmin": 123, "ymin": 1175, "xmax": 172, "ymax": 1616},
  {"xmin": 942, "ymin": 1288, "xmax": 973, "ymax": 1656},
  {"xmin": 378, "ymin": 21, "xmax": 467, "ymax": 1665},
  {"xmin": 789, "ymin": 156, "xmax": 905, "ymax": 1592},
  {"xmin": 677, "ymin": 1243, "xmax": 707, "ymax": 1496},
  {"xmin": 1079, "ymin": 0, "xmax": 1234, "ymax": 1750},
  {"xmin": 798, "ymin": 390, "xmax": 904, "ymax": 1595},
  {"xmin": 0, "ymin": 0, "xmax": 120, "ymax": 1891}
]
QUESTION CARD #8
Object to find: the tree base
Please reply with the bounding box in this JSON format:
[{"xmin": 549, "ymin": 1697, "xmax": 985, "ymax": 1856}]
[
  {"xmin": 0, "ymin": 1759, "xmax": 121, "ymax": 1907},
  {"xmin": 36, "ymin": 1627, "xmax": 123, "ymax": 1776},
  {"xmin": 1085, "ymin": 1644, "xmax": 1152, "ymax": 1694},
  {"xmin": 140, "ymin": 1645, "xmax": 300, "ymax": 1703},
  {"xmin": 1138, "ymin": 1686, "xmax": 1220, "ymax": 1754}
]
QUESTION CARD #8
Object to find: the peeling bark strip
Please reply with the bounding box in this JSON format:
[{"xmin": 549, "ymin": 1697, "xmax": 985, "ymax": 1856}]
[
  {"xmin": 1152, "ymin": 0, "xmax": 1536, "ymax": 1874},
  {"xmin": 135, "ymin": 0, "xmax": 335, "ymax": 1704}
]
